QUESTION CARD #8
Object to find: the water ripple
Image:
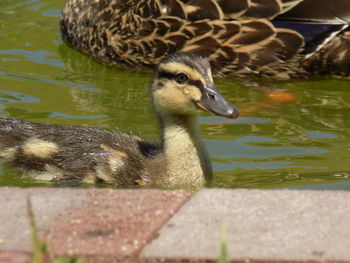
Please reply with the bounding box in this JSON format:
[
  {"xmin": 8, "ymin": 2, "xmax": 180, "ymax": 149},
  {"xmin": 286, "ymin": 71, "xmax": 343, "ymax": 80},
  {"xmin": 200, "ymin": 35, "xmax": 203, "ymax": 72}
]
[
  {"xmin": 206, "ymin": 137, "xmax": 328, "ymax": 159},
  {"xmin": 49, "ymin": 112, "xmax": 107, "ymax": 119},
  {"xmin": 0, "ymin": 91, "xmax": 40, "ymax": 103},
  {"xmin": 213, "ymin": 160, "xmax": 315, "ymax": 171},
  {"xmin": 0, "ymin": 49, "xmax": 62, "ymax": 67},
  {"xmin": 0, "ymin": 71, "xmax": 100, "ymax": 92}
]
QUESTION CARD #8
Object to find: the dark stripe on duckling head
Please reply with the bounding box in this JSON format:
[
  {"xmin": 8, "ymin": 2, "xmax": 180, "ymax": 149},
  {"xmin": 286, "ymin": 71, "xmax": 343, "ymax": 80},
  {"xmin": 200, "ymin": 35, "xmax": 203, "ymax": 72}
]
[
  {"xmin": 159, "ymin": 53, "xmax": 213, "ymax": 87},
  {"xmin": 158, "ymin": 70, "xmax": 176, "ymax": 80},
  {"xmin": 157, "ymin": 71, "xmax": 204, "ymax": 91}
]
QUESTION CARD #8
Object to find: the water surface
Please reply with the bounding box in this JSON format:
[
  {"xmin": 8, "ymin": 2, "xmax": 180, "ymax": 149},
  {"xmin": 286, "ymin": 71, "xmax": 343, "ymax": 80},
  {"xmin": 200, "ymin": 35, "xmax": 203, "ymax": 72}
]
[{"xmin": 1, "ymin": 0, "xmax": 350, "ymax": 190}]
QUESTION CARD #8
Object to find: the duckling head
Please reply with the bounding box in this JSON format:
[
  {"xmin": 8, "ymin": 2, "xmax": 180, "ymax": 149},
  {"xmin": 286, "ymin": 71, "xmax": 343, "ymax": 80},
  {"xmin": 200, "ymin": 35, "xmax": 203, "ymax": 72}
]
[{"xmin": 151, "ymin": 53, "xmax": 239, "ymax": 119}]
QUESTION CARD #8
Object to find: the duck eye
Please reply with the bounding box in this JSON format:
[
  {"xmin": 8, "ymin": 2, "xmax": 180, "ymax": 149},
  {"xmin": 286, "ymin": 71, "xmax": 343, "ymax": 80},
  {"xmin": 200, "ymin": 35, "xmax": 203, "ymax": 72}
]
[{"xmin": 175, "ymin": 73, "xmax": 188, "ymax": 84}]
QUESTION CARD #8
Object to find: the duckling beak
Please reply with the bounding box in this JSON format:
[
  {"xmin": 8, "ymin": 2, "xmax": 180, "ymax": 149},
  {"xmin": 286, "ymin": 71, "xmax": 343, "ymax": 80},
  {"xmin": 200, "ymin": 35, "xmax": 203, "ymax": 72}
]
[{"xmin": 196, "ymin": 86, "xmax": 239, "ymax": 119}]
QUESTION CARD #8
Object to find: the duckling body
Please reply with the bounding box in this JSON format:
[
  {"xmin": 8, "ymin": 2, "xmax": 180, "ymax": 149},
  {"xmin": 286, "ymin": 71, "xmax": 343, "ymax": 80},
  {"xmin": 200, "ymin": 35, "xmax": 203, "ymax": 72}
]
[
  {"xmin": 0, "ymin": 53, "xmax": 238, "ymax": 186},
  {"xmin": 0, "ymin": 118, "xmax": 154, "ymax": 184},
  {"xmin": 60, "ymin": 0, "xmax": 350, "ymax": 79}
]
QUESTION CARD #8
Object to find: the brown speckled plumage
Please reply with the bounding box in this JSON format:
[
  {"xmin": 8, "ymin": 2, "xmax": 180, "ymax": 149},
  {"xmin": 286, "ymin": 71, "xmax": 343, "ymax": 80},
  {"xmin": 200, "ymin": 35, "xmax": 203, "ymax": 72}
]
[
  {"xmin": 0, "ymin": 53, "xmax": 239, "ymax": 187},
  {"xmin": 0, "ymin": 118, "xmax": 156, "ymax": 185},
  {"xmin": 60, "ymin": 0, "xmax": 350, "ymax": 79}
]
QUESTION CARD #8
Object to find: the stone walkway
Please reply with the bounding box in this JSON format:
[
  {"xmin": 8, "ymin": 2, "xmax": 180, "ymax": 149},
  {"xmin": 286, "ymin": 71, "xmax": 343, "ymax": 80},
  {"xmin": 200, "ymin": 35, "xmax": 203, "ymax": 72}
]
[{"xmin": 0, "ymin": 187, "xmax": 349, "ymax": 263}]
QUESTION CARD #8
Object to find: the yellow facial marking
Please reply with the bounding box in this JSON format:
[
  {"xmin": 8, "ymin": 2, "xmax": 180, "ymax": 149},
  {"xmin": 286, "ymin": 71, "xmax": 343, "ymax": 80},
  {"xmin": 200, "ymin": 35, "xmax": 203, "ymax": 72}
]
[
  {"xmin": 158, "ymin": 62, "xmax": 205, "ymax": 102},
  {"xmin": 23, "ymin": 138, "xmax": 59, "ymax": 159},
  {"xmin": 184, "ymin": 86, "xmax": 202, "ymax": 101},
  {"xmin": 153, "ymin": 83, "xmax": 197, "ymax": 115}
]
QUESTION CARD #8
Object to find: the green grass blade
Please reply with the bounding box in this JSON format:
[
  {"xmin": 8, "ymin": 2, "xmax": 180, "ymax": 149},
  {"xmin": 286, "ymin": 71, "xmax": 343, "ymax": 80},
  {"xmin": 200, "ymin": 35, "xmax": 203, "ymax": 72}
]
[
  {"xmin": 27, "ymin": 197, "xmax": 47, "ymax": 263},
  {"xmin": 218, "ymin": 222, "xmax": 229, "ymax": 263}
]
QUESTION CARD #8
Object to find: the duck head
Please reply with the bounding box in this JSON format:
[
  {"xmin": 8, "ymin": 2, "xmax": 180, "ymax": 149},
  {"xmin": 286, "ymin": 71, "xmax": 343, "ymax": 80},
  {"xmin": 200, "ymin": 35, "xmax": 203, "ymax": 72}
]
[{"xmin": 151, "ymin": 52, "xmax": 239, "ymax": 119}]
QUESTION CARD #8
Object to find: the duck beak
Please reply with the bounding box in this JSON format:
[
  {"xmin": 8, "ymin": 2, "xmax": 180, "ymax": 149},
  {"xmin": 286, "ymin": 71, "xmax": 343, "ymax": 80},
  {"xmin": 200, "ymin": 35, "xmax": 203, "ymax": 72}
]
[{"xmin": 195, "ymin": 85, "xmax": 239, "ymax": 119}]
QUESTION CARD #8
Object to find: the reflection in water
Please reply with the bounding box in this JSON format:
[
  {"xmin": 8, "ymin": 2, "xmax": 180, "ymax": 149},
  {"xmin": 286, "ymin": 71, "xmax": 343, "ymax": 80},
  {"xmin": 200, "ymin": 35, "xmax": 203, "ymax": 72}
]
[
  {"xmin": 207, "ymin": 136, "xmax": 327, "ymax": 159},
  {"xmin": 0, "ymin": 91, "xmax": 40, "ymax": 104},
  {"xmin": 0, "ymin": 0, "xmax": 349, "ymax": 189},
  {"xmin": 0, "ymin": 49, "xmax": 62, "ymax": 67}
]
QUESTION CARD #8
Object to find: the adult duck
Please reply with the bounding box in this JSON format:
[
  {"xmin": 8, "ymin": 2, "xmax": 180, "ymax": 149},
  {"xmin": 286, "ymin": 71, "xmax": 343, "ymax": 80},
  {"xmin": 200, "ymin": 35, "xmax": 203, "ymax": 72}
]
[{"xmin": 60, "ymin": 0, "xmax": 350, "ymax": 79}]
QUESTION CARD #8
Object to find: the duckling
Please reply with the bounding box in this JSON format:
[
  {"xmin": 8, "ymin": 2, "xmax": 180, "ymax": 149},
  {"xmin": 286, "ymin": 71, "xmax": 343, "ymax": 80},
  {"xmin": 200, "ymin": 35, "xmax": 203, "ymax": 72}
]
[
  {"xmin": 60, "ymin": 0, "xmax": 350, "ymax": 79},
  {"xmin": 0, "ymin": 53, "xmax": 239, "ymax": 187}
]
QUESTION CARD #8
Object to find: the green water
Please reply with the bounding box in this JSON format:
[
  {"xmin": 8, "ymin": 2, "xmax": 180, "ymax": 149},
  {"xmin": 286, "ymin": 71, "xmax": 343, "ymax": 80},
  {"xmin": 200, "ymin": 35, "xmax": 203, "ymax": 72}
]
[{"xmin": 1, "ymin": 0, "xmax": 350, "ymax": 190}]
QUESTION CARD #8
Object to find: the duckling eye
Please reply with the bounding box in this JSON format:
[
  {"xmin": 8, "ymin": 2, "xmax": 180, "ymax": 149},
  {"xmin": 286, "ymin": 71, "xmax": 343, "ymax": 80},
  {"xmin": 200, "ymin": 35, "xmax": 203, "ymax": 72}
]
[{"xmin": 175, "ymin": 73, "xmax": 188, "ymax": 84}]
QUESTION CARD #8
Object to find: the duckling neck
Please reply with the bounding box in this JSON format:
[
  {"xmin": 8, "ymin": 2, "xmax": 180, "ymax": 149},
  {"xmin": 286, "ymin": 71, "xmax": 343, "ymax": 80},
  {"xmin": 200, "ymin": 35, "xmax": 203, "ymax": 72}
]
[{"xmin": 160, "ymin": 114, "xmax": 212, "ymax": 186}]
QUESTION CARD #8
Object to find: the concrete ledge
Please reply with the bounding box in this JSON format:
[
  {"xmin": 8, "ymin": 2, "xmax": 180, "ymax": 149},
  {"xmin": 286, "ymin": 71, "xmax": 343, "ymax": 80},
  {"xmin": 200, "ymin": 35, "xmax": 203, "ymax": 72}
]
[
  {"xmin": 0, "ymin": 252, "xmax": 31, "ymax": 263},
  {"xmin": 141, "ymin": 189, "xmax": 350, "ymax": 263},
  {"xmin": 0, "ymin": 187, "xmax": 190, "ymax": 263},
  {"xmin": 1, "ymin": 187, "xmax": 350, "ymax": 262}
]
